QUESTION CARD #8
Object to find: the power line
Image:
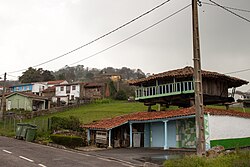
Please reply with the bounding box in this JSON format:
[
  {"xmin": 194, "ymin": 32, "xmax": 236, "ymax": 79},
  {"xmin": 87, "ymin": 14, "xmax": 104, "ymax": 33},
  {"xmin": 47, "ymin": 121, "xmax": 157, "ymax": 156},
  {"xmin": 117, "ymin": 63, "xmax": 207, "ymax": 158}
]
[
  {"xmin": 202, "ymin": 1, "xmax": 250, "ymax": 13},
  {"xmin": 70, "ymin": 4, "xmax": 192, "ymax": 66},
  {"xmin": 7, "ymin": 74, "xmax": 18, "ymax": 78},
  {"xmin": 224, "ymin": 68, "xmax": 250, "ymax": 75},
  {"xmin": 208, "ymin": 0, "xmax": 250, "ymax": 23},
  {"xmin": 8, "ymin": 0, "xmax": 171, "ymax": 74}
]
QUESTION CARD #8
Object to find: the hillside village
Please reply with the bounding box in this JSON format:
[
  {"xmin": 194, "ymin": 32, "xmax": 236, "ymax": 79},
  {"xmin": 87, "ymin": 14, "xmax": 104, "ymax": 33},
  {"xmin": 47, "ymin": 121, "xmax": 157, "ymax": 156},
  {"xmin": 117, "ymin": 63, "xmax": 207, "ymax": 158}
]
[
  {"xmin": 0, "ymin": 66, "xmax": 250, "ymax": 154},
  {"xmin": 1, "ymin": 0, "xmax": 250, "ymax": 166}
]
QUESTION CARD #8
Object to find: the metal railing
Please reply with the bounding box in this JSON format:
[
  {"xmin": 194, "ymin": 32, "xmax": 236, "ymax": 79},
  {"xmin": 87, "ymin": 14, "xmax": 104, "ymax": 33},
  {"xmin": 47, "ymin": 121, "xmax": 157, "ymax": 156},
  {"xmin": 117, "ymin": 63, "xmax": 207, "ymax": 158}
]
[{"xmin": 135, "ymin": 81, "xmax": 194, "ymax": 100}]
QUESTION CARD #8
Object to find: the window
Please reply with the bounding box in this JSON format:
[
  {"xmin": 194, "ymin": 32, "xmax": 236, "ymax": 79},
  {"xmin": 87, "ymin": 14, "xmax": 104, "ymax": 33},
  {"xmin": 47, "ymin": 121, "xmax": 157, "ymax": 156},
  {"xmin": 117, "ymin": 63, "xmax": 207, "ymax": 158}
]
[
  {"xmin": 71, "ymin": 95, "xmax": 74, "ymax": 100},
  {"xmin": 72, "ymin": 85, "xmax": 76, "ymax": 90},
  {"xmin": 60, "ymin": 86, "xmax": 64, "ymax": 91},
  {"xmin": 26, "ymin": 86, "xmax": 30, "ymax": 90}
]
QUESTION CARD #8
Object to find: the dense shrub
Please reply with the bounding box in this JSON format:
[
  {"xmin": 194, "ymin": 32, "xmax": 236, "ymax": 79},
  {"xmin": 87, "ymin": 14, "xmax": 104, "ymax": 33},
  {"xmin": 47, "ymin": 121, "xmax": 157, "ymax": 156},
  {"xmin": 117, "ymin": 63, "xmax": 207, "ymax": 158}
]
[
  {"xmin": 115, "ymin": 90, "xmax": 127, "ymax": 100},
  {"xmin": 50, "ymin": 134, "xmax": 84, "ymax": 148},
  {"xmin": 51, "ymin": 116, "xmax": 81, "ymax": 132}
]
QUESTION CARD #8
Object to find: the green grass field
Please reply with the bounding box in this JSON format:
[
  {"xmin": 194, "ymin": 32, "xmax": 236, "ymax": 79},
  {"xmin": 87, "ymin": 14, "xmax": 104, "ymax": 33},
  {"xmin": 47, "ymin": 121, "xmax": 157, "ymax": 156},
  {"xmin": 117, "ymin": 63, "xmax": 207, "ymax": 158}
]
[{"xmin": 30, "ymin": 100, "xmax": 155, "ymax": 124}]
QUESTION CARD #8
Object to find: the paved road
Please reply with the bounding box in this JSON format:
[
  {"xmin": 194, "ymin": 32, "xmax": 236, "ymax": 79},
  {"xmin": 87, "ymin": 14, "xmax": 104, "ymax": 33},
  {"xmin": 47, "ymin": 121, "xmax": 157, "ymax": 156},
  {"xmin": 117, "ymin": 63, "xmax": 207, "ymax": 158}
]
[{"xmin": 0, "ymin": 136, "xmax": 137, "ymax": 167}]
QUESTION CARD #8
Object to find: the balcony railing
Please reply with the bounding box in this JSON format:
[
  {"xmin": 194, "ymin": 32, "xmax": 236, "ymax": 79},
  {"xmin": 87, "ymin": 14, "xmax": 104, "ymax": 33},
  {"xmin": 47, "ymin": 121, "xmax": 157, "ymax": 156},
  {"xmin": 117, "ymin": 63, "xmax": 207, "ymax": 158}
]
[{"xmin": 135, "ymin": 81, "xmax": 194, "ymax": 100}]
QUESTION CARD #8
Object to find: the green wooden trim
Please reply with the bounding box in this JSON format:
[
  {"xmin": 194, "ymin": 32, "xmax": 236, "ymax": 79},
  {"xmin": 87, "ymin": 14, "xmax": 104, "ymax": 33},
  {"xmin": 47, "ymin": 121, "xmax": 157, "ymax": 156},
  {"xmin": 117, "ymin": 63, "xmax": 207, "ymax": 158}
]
[
  {"xmin": 135, "ymin": 90, "xmax": 194, "ymax": 100},
  {"xmin": 135, "ymin": 80, "xmax": 194, "ymax": 100},
  {"xmin": 210, "ymin": 137, "xmax": 250, "ymax": 149}
]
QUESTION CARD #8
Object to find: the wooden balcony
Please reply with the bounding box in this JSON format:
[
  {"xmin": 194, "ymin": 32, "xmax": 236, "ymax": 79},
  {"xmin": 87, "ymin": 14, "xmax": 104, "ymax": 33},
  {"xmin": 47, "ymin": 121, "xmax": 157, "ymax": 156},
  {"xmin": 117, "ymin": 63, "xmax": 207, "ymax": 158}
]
[{"xmin": 135, "ymin": 81, "xmax": 194, "ymax": 100}]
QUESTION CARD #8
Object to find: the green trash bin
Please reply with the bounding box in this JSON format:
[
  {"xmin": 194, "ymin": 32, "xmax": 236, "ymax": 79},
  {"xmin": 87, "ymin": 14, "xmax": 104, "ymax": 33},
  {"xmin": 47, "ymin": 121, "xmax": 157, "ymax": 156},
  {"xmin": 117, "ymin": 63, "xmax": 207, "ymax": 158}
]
[
  {"xmin": 20, "ymin": 124, "xmax": 30, "ymax": 139},
  {"xmin": 16, "ymin": 123, "xmax": 29, "ymax": 139},
  {"xmin": 25, "ymin": 127, "xmax": 37, "ymax": 142}
]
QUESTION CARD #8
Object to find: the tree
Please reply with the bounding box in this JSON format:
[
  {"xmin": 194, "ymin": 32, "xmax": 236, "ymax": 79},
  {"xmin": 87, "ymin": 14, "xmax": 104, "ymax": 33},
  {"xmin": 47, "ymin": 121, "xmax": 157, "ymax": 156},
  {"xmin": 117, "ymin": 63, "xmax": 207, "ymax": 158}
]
[{"xmin": 19, "ymin": 67, "xmax": 55, "ymax": 83}]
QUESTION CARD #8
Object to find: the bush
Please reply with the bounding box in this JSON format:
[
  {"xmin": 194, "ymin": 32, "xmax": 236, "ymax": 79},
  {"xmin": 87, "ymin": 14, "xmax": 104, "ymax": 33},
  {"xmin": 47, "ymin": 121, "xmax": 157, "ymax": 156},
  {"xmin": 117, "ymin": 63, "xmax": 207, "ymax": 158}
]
[
  {"xmin": 50, "ymin": 134, "xmax": 84, "ymax": 148},
  {"xmin": 51, "ymin": 116, "xmax": 81, "ymax": 132},
  {"xmin": 115, "ymin": 90, "xmax": 127, "ymax": 100}
]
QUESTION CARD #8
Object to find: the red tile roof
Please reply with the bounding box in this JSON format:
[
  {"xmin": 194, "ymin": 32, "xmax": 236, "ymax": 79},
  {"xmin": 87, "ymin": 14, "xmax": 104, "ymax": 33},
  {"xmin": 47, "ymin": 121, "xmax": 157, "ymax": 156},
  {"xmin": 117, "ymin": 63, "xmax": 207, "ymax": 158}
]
[
  {"xmin": 82, "ymin": 107, "xmax": 250, "ymax": 130},
  {"xmin": 47, "ymin": 80, "xmax": 67, "ymax": 85},
  {"xmin": 6, "ymin": 92, "xmax": 48, "ymax": 100},
  {"xmin": 129, "ymin": 66, "xmax": 248, "ymax": 88}
]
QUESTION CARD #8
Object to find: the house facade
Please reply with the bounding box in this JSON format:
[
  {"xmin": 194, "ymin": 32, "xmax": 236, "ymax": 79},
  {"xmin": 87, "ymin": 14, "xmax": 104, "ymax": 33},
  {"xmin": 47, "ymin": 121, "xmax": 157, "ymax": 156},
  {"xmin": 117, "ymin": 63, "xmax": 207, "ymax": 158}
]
[
  {"xmin": 54, "ymin": 82, "xmax": 103, "ymax": 105},
  {"xmin": 129, "ymin": 66, "xmax": 248, "ymax": 108},
  {"xmin": 5, "ymin": 92, "xmax": 49, "ymax": 111},
  {"xmin": 83, "ymin": 107, "xmax": 250, "ymax": 150},
  {"xmin": 9, "ymin": 83, "xmax": 48, "ymax": 96}
]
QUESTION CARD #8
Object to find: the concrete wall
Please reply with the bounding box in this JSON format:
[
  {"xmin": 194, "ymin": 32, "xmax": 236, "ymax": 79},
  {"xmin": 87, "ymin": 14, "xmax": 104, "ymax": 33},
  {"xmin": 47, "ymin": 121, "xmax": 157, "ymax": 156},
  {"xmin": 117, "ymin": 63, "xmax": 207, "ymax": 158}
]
[
  {"xmin": 167, "ymin": 120, "xmax": 176, "ymax": 147},
  {"xmin": 209, "ymin": 115, "xmax": 250, "ymax": 140},
  {"xmin": 151, "ymin": 122, "xmax": 164, "ymax": 147},
  {"xmin": 32, "ymin": 83, "xmax": 48, "ymax": 94}
]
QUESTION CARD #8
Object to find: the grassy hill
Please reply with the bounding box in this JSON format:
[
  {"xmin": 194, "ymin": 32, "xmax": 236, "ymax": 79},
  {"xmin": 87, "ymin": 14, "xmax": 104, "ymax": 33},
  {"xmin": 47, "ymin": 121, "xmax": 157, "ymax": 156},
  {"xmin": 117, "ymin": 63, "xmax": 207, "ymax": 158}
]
[{"xmin": 31, "ymin": 100, "xmax": 154, "ymax": 124}]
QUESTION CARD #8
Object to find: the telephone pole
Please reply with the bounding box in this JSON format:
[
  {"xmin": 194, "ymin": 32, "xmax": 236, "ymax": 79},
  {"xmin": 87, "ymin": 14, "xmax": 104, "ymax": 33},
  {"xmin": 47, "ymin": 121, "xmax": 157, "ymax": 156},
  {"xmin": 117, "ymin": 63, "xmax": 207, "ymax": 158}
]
[
  {"xmin": 192, "ymin": 0, "xmax": 206, "ymax": 156},
  {"xmin": 0, "ymin": 72, "xmax": 6, "ymax": 121}
]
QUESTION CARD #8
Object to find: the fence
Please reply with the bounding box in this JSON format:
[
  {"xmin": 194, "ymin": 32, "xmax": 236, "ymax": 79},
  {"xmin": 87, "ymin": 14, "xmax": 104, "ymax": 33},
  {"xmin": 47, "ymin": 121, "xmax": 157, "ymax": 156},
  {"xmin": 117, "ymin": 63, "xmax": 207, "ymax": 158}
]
[{"xmin": 2, "ymin": 116, "xmax": 51, "ymax": 135}]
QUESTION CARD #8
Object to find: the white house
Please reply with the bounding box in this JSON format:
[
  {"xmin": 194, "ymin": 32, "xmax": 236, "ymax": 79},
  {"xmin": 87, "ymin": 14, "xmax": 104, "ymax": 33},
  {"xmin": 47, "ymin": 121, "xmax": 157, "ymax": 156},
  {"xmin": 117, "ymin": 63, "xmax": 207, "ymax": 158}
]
[{"xmin": 55, "ymin": 82, "xmax": 81, "ymax": 104}]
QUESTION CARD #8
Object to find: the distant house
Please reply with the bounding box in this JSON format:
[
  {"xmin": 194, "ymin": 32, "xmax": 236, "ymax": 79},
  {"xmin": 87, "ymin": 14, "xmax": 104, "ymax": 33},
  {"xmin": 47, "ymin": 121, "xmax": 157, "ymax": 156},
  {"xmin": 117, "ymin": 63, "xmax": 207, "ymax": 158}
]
[
  {"xmin": 129, "ymin": 66, "xmax": 248, "ymax": 108},
  {"xmin": 42, "ymin": 86, "xmax": 56, "ymax": 99},
  {"xmin": 5, "ymin": 92, "xmax": 49, "ymax": 111},
  {"xmin": 83, "ymin": 107, "xmax": 250, "ymax": 150},
  {"xmin": 9, "ymin": 82, "xmax": 48, "ymax": 96},
  {"xmin": 55, "ymin": 82, "xmax": 103, "ymax": 105}
]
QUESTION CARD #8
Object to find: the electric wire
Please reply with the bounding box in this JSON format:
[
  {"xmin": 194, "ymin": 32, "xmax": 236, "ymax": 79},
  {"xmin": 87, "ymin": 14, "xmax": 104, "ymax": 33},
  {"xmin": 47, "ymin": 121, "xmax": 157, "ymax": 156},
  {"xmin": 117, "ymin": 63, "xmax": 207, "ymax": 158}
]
[
  {"xmin": 70, "ymin": 4, "xmax": 191, "ymax": 66},
  {"xmin": 8, "ymin": 0, "xmax": 171, "ymax": 74},
  {"xmin": 202, "ymin": 1, "xmax": 250, "ymax": 13},
  {"xmin": 208, "ymin": 0, "xmax": 250, "ymax": 23},
  {"xmin": 224, "ymin": 68, "xmax": 250, "ymax": 75}
]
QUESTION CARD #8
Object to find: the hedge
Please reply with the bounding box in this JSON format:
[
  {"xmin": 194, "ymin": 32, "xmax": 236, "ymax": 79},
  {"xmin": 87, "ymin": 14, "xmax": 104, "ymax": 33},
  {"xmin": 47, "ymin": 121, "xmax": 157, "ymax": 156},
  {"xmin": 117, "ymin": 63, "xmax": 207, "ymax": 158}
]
[{"xmin": 50, "ymin": 134, "xmax": 84, "ymax": 148}]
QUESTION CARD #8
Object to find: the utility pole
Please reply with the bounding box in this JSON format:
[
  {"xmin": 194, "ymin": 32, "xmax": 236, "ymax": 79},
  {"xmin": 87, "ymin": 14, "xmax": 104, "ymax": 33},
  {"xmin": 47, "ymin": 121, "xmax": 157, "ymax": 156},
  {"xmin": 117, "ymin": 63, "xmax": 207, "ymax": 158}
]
[
  {"xmin": 192, "ymin": 0, "xmax": 206, "ymax": 156},
  {"xmin": 0, "ymin": 72, "xmax": 7, "ymax": 121}
]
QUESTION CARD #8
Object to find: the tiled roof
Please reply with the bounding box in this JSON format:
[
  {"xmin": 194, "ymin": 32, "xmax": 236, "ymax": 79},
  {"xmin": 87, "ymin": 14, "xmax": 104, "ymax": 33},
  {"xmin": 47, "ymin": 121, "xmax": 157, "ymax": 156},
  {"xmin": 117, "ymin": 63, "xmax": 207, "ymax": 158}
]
[
  {"xmin": 47, "ymin": 80, "xmax": 67, "ymax": 85},
  {"xmin": 129, "ymin": 66, "xmax": 248, "ymax": 87},
  {"xmin": 82, "ymin": 107, "xmax": 250, "ymax": 130},
  {"xmin": 6, "ymin": 92, "xmax": 48, "ymax": 100}
]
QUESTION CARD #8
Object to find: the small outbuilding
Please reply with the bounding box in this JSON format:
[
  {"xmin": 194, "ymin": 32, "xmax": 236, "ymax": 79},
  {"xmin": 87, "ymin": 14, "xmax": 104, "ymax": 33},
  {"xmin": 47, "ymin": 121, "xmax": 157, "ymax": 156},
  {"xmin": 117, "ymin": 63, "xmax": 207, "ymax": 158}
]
[
  {"xmin": 83, "ymin": 107, "xmax": 250, "ymax": 150},
  {"xmin": 5, "ymin": 92, "xmax": 49, "ymax": 111}
]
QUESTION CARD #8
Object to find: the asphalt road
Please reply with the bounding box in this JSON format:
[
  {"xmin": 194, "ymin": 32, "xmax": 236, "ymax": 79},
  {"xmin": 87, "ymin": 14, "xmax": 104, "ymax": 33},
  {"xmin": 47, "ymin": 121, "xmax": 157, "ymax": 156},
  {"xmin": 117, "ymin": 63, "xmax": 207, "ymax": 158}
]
[{"xmin": 0, "ymin": 136, "xmax": 137, "ymax": 167}]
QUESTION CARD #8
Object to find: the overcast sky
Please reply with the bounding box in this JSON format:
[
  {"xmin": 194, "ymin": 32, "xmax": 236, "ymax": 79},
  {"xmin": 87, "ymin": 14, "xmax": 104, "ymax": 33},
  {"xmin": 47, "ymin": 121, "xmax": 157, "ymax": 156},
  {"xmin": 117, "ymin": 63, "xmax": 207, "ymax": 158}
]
[{"xmin": 0, "ymin": 0, "xmax": 249, "ymax": 91}]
